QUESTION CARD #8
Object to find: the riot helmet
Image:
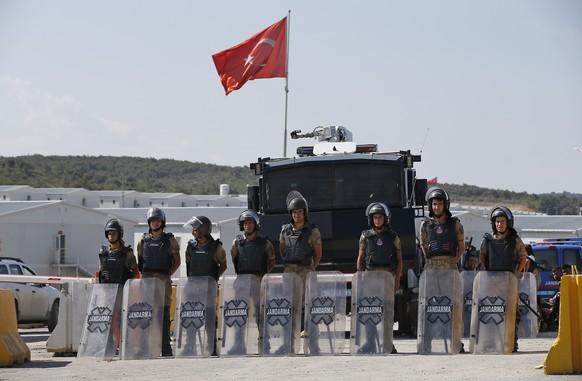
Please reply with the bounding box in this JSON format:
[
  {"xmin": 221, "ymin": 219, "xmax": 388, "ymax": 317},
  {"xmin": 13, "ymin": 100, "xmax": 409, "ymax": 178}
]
[
  {"xmin": 104, "ymin": 218, "xmax": 124, "ymax": 240},
  {"xmin": 147, "ymin": 207, "xmax": 166, "ymax": 229},
  {"xmin": 365, "ymin": 202, "xmax": 391, "ymax": 227},
  {"xmin": 183, "ymin": 215, "xmax": 212, "ymax": 237},
  {"xmin": 489, "ymin": 206, "xmax": 514, "ymax": 233},
  {"xmin": 425, "ymin": 187, "xmax": 451, "ymax": 218},
  {"xmin": 286, "ymin": 190, "xmax": 308, "ymax": 221},
  {"xmin": 238, "ymin": 210, "xmax": 260, "ymax": 232}
]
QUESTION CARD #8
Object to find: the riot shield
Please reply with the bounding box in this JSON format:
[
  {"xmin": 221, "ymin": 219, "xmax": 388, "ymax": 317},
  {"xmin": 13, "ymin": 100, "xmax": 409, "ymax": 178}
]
[
  {"xmin": 174, "ymin": 276, "xmax": 218, "ymax": 358},
  {"xmin": 469, "ymin": 271, "xmax": 518, "ymax": 354},
  {"xmin": 304, "ymin": 271, "xmax": 347, "ymax": 356},
  {"xmin": 417, "ymin": 270, "xmax": 463, "ymax": 355},
  {"xmin": 77, "ymin": 283, "xmax": 122, "ymax": 361},
  {"xmin": 260, "ymin": 273, "xmax": 302, "ymax": 356},
  {"xmin": 461, "ymin": 271, "xmax": 478, "ymax": 338},
  {"xmin": 350, "ymin": 271, "xmax": 394, "ymax": 356},
  {"xmin": 517, "ymin": 272, "xmax": 538, "ymax": 339},
  {"xmin": 120, "ymin": 278, "xmax": 165, "ymax": 360},
  {"xmin": 217, "ymin": 274, "xmax": 260, "ymax": 357}
]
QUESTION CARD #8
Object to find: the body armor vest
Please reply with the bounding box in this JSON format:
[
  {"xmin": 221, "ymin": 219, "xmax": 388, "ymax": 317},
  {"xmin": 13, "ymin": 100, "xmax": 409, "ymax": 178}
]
[
  {"xmin": 186, "ymin": 238, "xmax": 220, "ymax": 280},
  {"xmin": 483, "ymin": 232, "xmax": 518, "ymax": 271},
  {"xmin": 99, "ymin": 245, "xmax": 132, "ymax": 285},
  {"xmin": 141, "ymin": 233, "xmax": 174, "ymax": 274},
  {"xmin": 282, "ymin": 223, "xmax": 314, "ymax": 265},
  {"xmin": 363, "ymin": 229, "xmax": 397, "ymax": 269},
  {"xmin": 426, "ymin": 217, "xmax": 458, "ymax": 258},
  {"xmin": 236, "ymin": 235, "xmax": 268, "ymax": 275}
]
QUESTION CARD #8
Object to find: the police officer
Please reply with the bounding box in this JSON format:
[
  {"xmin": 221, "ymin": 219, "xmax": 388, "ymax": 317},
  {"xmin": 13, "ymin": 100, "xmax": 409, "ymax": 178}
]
[
  {"xmin": 462, "ymin": 248, "xmax": 482, "ymax": 271},
  {"xmin": 231, "ymin": 209, "xmax": 275, "ymax": 279},
  {"xmin": 99, "ymin": 218, "xmax": 139, "ymax": 285},
  {"xmin": 357, "ymin": 202, "xmax": 402, "ymax": 288},
  {"xmin": 137, "ymin": 207, "xmax": 181, "ymax": 357},
  {"xmin": 98, "ymin": 218, "xmax": 139, "ymax": 348},
  {"xmin": 279, "ymin": 192, "xmax": 322, "ymax": 279},
  {"xmin": 183, "ymin": 215, "xmax": 227, "ymax": 356},
  {"xmin": 479, "ymin": 206, "xmax": 527, "ymax": 352},
  {"xmin": 184, "ymin": 215, "xmax": 227, "ymax": 280},
  {"xmin": 278, "ymin": 191, "xmax": 322, "ymax": 354},
  {"xmin": 229, "ymin": 210, "xmax": 275, "ymax": 354},
  {"xmin": 356, "ymin": 202, "xmax": 402, "ymax": 354},
  {"xmin": 419, "ymin": 187, "xmax": 465, "ymax": 353},
  {"xmin": 419, "ymin": 187, "xmax": 465, "ymax": 270}
]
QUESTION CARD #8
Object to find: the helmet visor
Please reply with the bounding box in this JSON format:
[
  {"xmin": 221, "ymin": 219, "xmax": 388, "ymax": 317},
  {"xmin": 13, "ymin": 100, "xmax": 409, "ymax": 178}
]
[{"xmin": 183, "ymin": 216, "xmax": 203, "ymax": 231}]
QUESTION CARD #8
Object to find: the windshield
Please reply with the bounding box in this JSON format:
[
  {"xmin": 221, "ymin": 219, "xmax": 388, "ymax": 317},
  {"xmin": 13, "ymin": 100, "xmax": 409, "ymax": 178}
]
[
  {"xmin": 262, "ymin": 159, "xmax": 405, "ymax": 213},
  {"xmin": 564, "ymin": 248, "xmax": 582, "ymax": 266},
  {"xmin": 533, "ymin": 248, "xmax": 558, "ymax": 271}
]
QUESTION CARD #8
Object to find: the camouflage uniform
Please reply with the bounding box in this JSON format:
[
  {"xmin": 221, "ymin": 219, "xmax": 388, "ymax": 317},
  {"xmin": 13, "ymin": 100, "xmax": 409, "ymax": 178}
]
[
  {"xmin": 479, "ymin": 231, "xmax": 527, "ymax": 270},
  {"xmin": 137, "ymin": 234, "xmax": 180, "ymax": 307},
  {"xmin": 98, "ymin": 244, "xmax": 139, "ymax": 284},
  {"xmin": 279, "ymin": 226, "xmax": 322, "ymax": 284},
  {"xmin": 230, "ymin": 236, "xmax": 275, "ymax": 281},
  {"xmin": 479, "ymin": 228, "xmax": 528, "ymax": 352},
  {"xmin": 358, "ymin": 226, "xmax": 401, "ymax": 277},
  {"xmin": 420, "ymin": 217, "xmax": 464, "ymax": 270}
]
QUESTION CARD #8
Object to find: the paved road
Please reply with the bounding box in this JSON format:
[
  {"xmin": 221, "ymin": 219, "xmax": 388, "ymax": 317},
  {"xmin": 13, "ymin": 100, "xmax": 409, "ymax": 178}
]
[{"xmin": 1, "ymin": 329, "xmax": 573, "ymax": 381}]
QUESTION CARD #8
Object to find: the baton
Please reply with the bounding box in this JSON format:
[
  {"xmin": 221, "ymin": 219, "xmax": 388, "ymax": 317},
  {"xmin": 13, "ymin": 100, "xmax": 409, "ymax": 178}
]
[{"xmin": 518, "ymin": 294, "xmax": 542, "ymax": 320}]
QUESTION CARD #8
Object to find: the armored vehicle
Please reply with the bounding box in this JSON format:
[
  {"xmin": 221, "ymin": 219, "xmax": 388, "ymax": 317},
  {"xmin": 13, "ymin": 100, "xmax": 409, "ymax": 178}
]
[{"xmin": 248, "ymin": 126, "xmax": 427, "ymax": 335}]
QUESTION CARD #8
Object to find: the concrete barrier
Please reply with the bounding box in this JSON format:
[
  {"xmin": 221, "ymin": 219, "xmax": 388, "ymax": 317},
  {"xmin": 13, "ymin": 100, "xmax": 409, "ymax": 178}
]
[
  {"xmin": 544, "ymin": 270, "xmax": 582, "ymax": 374},
  {"xmin": 0, "ymin": 288, "xmax": 31, "ymax": 366},
  {"xmin": 47, "ymin": 282, "xmax": 94, "ymax": 354}
]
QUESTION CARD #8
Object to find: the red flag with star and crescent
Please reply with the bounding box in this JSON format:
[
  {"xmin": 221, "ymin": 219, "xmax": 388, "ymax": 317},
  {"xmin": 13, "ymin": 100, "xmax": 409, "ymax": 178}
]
[{"xmin": 212, "ymin": 17, "xmax": 287, "ymax": 95}]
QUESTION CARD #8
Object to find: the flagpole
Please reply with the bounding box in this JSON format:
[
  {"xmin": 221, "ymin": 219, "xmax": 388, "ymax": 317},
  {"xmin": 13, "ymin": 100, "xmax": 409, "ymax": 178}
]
[{"xmin": 283, "ymin": 10, "xmax": 290, "ymax": 157}]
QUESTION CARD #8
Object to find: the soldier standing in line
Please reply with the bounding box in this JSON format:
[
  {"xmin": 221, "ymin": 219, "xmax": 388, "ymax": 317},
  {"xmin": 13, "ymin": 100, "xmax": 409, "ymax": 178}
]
[
  {"xmin": 278, "ymin": 191, "xmax": 322, "ymax": 354},
  {"xmin": 231, "ymin": 209, "xmax": 275, "ymax": 279},
  {"xmin": 357, "ymin": 202, "xmax": 402, "ymax": 354},
  {"xmin": 137, "ymin": 207, "xmax": 181, "ymax": 357},
  {"xmin": 279, "ymin": 192, "xmax": 322, "ymax": 280},
  {"xmin": 479, "ymin": 206, "xmax": 528, "ymax": 352},
  {"xmin": 99, "ymin": 218, "xmax": 140, "ymax": 285},
  {"xmin": 419, "ymin": 187, "xmax": 465, "ymax": 353},
  {"xmin": 98, "ymin": 218, "xmax": 140, "ymax": 347},
  {"xmin": 229, "ymin": 210, "xmax": 275, "ymax": 354},
  {"xmin": 419, "ymin": 187, "xmax": 465, "ymax": 270},
  {"xmin": 184, "ymin": 215, "xmax": 227, "ymax": 280},
  {"xmin": 183, "ymin": 215, "xmax": 227, "ymax": 355}
]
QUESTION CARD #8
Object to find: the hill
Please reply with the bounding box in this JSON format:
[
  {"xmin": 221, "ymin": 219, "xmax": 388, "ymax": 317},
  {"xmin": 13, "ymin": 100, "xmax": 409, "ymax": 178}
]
[
  {"xmin": 441, "ymin": 183, "xmax": 581, "ymax": 215},
  {"xmin": 0, "ymin": 155, "xmax": 257, "ymax": 195},
  {"xmin": 0, "ymin": 155, "xmax": 580, "ymax": 215}
]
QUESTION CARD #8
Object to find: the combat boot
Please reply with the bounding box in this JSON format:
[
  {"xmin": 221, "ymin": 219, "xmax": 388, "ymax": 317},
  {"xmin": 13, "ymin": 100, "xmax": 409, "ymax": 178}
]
[{"xmin": 161, "ymin": 306, "xmax": 173, "ymax": 357}]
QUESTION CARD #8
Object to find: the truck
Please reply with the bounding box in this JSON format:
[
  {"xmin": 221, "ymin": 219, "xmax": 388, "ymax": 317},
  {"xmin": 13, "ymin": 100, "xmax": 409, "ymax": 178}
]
[
  {"xmin": 247, "ymin": 126, "xmax": 427, "ymax": 336},
  {"xmin": 531, "ymin": 238, "xmax": 582, "ymax": 299}
]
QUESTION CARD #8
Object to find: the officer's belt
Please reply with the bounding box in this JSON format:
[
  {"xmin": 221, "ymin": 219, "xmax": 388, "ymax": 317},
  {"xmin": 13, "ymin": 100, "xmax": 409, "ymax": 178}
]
[{"xmin": 427, "ymin": 256, "xmax": 455, "ymax": 263}]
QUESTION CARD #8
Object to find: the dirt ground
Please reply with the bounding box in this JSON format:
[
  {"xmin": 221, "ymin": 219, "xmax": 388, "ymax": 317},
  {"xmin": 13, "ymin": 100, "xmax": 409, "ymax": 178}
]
[{"xmin": 2, "ymin": 328, "xmax": 577, "ymax": 381}]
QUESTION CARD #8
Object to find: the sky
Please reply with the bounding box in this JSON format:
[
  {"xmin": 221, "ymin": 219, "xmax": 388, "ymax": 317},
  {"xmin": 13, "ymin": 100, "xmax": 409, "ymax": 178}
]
[{"xmin": 0, "ymin": 1, "xmax": 581, "ymax": 195}]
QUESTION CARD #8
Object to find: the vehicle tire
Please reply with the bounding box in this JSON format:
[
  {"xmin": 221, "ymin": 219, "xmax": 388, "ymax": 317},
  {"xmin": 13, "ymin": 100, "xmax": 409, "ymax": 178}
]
[{"xmin": 47, "ymin": 300, "xmax": 59, "ymax": 333}]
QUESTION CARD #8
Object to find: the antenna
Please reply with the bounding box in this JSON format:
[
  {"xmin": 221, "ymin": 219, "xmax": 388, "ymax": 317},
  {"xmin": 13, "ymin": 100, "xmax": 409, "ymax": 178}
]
[
  {"xmin": 420, "ymin": 128, "xmax": 430, "ymax": 155},
  {"xmin": 407, "ymin": 128, "xmax": 430, "ymax": 207}
]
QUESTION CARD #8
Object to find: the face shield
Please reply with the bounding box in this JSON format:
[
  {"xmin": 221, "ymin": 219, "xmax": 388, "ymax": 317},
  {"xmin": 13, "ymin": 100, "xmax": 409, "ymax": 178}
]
[{"xmin": 183, "ymin": 216, "xmax": 203, "ymax": 231}]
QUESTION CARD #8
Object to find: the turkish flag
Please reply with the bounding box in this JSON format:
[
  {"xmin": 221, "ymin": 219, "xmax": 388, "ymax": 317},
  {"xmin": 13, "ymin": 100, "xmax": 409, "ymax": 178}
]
[
  {"xmin": 427, "ymin": 177, "xmax": 438, "ymax": 186},
  {"xmin": 212, "ymin": 17, "xmax": 287, "ymax": 95}
]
